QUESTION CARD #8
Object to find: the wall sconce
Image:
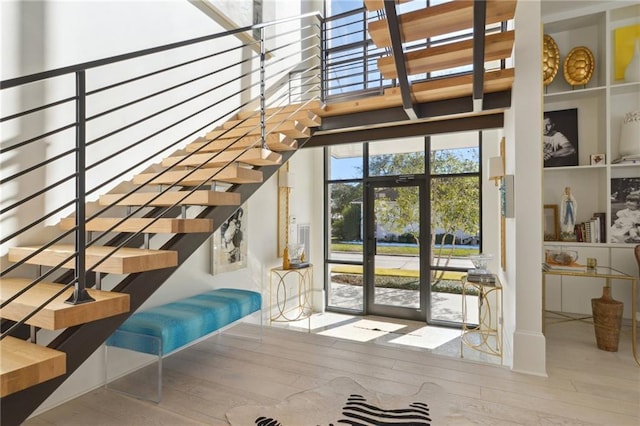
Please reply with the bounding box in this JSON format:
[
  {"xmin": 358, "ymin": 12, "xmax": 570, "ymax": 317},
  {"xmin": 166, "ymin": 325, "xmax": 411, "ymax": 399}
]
[{"xmin": 488, "ymin": 156, "xmax": 504, "ymax": 186}]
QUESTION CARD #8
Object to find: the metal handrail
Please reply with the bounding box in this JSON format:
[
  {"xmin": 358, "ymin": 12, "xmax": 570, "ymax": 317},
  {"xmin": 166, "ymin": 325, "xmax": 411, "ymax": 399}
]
[{"xmin": 0, "ymin": 11, "xmax": 323, "ymax": 340}]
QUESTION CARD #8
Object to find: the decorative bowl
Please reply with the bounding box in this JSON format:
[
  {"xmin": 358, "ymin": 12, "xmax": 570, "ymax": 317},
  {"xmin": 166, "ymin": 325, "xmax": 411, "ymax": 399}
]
[
  {"xmin": 546, "ymin": 249, "xmax": 578, "ymax": 265},
  {"xmin": 469, "ymin": 254, "xmax": 493, "ymax": 272}
]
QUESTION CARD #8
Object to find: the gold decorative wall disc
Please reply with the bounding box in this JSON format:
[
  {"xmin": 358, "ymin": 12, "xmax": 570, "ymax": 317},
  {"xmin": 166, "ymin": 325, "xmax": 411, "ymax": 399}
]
[
  {"xmin": 543, "ymin": 34, "xmax": 560, "ymax": 85},
  {"xmin": 563, "ymin": 46, "xmax": 595, "ymax": 86}
]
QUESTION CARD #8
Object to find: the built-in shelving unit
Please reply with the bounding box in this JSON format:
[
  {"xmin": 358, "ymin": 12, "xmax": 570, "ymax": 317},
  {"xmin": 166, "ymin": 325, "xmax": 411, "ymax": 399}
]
[{"xmin": 542, "ymin": 1, "xmax": 639, "ymax": 319}]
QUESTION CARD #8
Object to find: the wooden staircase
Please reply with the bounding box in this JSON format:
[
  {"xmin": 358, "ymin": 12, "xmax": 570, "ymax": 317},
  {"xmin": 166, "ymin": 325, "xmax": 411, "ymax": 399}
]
[
  {"xmin": 1, "ymin": 1, "xmax": 518, "ymax": 422},
  {"xmin": 308, "ymin": 0, "xmax": 517, "ymax": 131},
  {"xmin": 0, "ymin": 100, "xmax": 322, "ymax": 402}
]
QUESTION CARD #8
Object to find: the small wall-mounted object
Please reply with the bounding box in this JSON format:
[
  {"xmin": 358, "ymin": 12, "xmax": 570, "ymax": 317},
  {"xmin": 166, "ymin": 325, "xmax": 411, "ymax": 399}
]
[
  {"xmin": 488, "ymin": 156, "xmax": 504, "ymax": 186},
  {"xmin": 500, "ymin": 175, "xmax": 514, "ymax": 218}
]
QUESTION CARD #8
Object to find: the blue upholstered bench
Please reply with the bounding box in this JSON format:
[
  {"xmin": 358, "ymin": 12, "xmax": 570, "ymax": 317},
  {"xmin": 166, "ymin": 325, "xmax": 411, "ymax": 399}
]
[{"xmin": 105, "ymin": 288, "xmax": 262, "ymax": 401}]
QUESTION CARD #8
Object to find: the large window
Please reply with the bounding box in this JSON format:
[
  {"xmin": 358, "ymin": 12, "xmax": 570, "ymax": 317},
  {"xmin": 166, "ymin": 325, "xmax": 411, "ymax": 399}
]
[{"xmin": 325, "ymin": 132, "xmax": 482, "ymax": 322}]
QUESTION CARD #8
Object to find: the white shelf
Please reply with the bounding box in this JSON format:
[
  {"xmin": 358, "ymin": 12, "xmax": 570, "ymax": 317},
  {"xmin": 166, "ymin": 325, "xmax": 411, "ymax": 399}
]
[
  {"xmin": 543, "ymin": 2, "xmax": 640, "ymax": 248},
  {"xmin": 543, "ymin": 86, "xmax": 606, "ymax": 101},
  {"xmin": 544, "ymin": 164, "xmax": 607, "ymax": 172}
]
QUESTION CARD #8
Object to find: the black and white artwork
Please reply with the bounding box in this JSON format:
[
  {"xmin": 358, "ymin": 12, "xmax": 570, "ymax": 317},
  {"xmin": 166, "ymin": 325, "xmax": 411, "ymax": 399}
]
[
  {"xmin": 543, "ymin": 109, "xmax": 579, "ymax": 168},
  {"xmin": 610, "ymin": 178, "xmax": 640, "ymax": 243},
  {"xmin": 213, "ymin": 205, "xmax": 248, "ymax": 274}
]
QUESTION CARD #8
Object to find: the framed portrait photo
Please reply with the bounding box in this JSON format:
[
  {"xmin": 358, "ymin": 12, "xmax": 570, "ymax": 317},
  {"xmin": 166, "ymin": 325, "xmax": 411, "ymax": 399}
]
[
  {"xmin": 212, "ymin": 204, "xmax": 248, "ymax": 274},
  {"xmin": 543, "ymin": 109, "xmax": 579, "ymax": 168},
  {"xmin": 610, "ymin": 178, "xmax": 640, "ymax": 243}
]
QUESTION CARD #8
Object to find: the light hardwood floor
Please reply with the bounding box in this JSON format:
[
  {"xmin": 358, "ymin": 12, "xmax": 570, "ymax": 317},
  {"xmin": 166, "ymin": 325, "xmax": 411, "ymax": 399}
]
[{"xmin": 25, "ymin": 315, "xmax": 640, "ymax": 425}]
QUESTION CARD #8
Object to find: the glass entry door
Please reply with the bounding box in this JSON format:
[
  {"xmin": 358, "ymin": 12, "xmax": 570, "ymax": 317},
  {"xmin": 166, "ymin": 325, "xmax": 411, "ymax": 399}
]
[{"xmin": 365, "ymin": 180, "xmax": 427, "ymax": 321}]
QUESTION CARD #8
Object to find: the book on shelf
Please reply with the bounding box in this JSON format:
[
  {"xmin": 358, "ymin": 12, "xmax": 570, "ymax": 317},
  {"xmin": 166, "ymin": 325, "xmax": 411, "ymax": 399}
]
[
  {"xmin": 593, "ymin": 212, "xmax": 606, "ymax": 243},
  {"xmin": 543, "ymin": 261, "xmax": 587, "ymax": 272},
  {"xmin": 572, "ymin": 213, "xmax": 606, "ymax": 243}
]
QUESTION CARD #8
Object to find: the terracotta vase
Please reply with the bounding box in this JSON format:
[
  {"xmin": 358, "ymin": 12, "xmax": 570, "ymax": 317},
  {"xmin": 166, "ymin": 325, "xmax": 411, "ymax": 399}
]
[{"xmin": 591, "ymin": 286, "xmax": 623, "ymax": 352}]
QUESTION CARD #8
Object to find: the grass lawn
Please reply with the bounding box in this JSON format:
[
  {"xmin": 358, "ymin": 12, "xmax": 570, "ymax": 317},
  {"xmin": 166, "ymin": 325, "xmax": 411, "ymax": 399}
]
[
  {"xmin": 331, "ymin": 243, "xmax": 479, "ymax": 257},
  {"xmin": 330, "ymin": 265, "xmax": 476, "ymax": 295},
  {"xmin": 331, "ymin": 264, "xmax": 465, "ymax": 281}
]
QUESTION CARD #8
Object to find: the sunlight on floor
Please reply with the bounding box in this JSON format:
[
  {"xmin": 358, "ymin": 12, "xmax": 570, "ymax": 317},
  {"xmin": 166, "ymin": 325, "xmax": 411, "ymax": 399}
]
[{"xmin": 271, "ymin": 311, "xmax": 502, "ymax": 366}]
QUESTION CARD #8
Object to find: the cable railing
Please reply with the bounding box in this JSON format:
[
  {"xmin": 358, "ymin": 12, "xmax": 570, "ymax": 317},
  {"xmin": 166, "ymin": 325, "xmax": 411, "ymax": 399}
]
[{"xmin": 0, "ymin": 12, "xmax": 323, "ymax": 340}]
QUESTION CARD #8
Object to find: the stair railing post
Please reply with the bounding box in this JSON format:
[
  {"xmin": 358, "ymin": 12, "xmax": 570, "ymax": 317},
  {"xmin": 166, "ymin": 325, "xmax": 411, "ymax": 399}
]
[
  {"xmin": 260, "ymin": 25, "xmax": 266, "ymax": 150},
  {"xmin": 320, "ymin": 17, "xmax": 326, "ymax": 103},
  {"xmin": 66, "ymin": 70, "xmax": 95, "ymax": 305}
]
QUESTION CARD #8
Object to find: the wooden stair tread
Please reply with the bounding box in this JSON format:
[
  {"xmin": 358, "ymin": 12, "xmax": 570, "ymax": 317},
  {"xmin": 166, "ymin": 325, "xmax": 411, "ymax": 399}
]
[
  {"xmin": 224, "ymin": 110, "xmax": 321, "ymax": 129},
  {"xmin": 378, "ymin": 30, "xmax": 514, "ymax": 79},
  {"xmin": 319, "ymin": 68, "xmax": 514, "ymax": 117},
  {"xmin": 1, "ymin": 336, "xmax": 66, "ymax": 397},
  {"xmin": 162, "ymin": 148, "xmax": 282, "ymax": 168},
  {"xmin": 0, "ymin": 278, "xmax": 129, "ymax": 330},
  {"xmin": 133, "ymin": 166, "xmax": 263, "ymax": 186},
  {"xmin": 368, "ymin": 0, "xmax": 517, "ymax": 48},
  {"xmin": 8, "ymin": 245, "xmax": 178, "ymax": 274},
  {"xmin": 59, "ymin": 217, "xmax": 213, "ymax": 233},
  {"xmin": 205, "ymin": 120, "xmax": 310, "ymax": 139},
  {"xmin": 364, "ymin": 0, "xmax": 409, "ymax": 12},
  {"xmin": 396, "ymin": 68, "xmax": 514, "ymax": 102},
  {"xmin": 99, "ymin": 190, "xmax": 240, "ymax": 208},
  {"xmin": 186, "ymin": 134, "xmax": 297, "ymax": 153},
  {"xmin": 236, "ymin": 100, "xmax": 325, "ymax": 120}
]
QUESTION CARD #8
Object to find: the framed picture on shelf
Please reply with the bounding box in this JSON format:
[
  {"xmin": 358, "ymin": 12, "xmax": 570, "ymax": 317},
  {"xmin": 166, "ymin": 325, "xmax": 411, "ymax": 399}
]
[
  {"xmin": 543, "ymin": 109, "xmax": 579, "ymax": 168},
  {"xmin": 544, "ymin": 204, "xmax": 559, "ymax": 241},
  {"xmin": 590, "ymin": 153, "xmax": 605, "ymax": 165},
  {"xmin": 610, "ymin": 178, "xmax": 640, "ymax": 244}
]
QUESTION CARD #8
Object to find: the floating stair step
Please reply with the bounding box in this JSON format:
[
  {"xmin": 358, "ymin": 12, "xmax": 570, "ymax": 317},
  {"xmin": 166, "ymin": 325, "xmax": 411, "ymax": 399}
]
[
  {"xmin": 368, "ymin": 0, "xmax": 517, "ymax": 48},
  {"xmin": 8, "ymin": 245, "xmax": 178, "ymax": 274},
  {"xmin": 205, "ymin": 120, "xmax": 310, "ymax": 139},
  {"xmin": 0, "ymin": 278, "xmax": 129, "ymax": 330},
  {"xmin": 163, "ymin": 148, "xmax": 282, "ymax": 168},
  {"xmin": 133, "ymin": 166, "xmax": 263, "ymax": 186},
  {"xmin": 99, "ymin": 190, "xmax": 240, "ymax": 208},
  {"xmin": 223, "ymin": 109, "xmax": 321, "ymax": 129},
  {"xmin": 378, "ymin": 30, "xmax": 515, "ymax": 79},
  {"xmin": 59, "ymin": 217, "xmax": 213, "ymax": 234},
  {"xmin": 1, "ymin": 336, "xmax": 66, "ymax": 397},
  {"xmin": 236, "ymin": 100, "xmax": 325, "ymax": 120},
  {"xmin": 364, "ymin": 0, "xmax": 409, "ymax": 12},
  {"xmin": 320, "ymin": 68, "xmax": 514, "ymax": 117},
  {"xmin": 186, "ymin": 134, "xmax": 297, "ymax": 153},
  {"xmin": 389, "ymin": 68, "xmax": 515, "ymax": 103}
]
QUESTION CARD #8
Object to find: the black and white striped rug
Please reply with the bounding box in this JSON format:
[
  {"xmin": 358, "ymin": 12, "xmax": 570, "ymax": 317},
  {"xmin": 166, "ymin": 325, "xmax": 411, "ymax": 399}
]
[{"xmin": 226, "ymin": 377, "xmax": 456, "ymax": 425}]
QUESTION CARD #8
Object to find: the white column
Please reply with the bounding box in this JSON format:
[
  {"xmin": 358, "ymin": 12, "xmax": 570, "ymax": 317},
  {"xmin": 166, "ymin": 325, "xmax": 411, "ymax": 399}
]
[{"xmin": 506, "ymin": 0, "xmax": 547, "ymax": 376}]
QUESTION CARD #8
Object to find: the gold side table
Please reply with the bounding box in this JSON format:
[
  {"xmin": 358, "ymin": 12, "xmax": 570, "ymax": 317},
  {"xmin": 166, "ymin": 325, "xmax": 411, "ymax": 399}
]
[
  {"xmin": 461, "ymin": 274, "xmax": 503, "ymax": 364},
  {"xmin": 269, "ymin": 265, "xmax": 313, "ymax": 332}
]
